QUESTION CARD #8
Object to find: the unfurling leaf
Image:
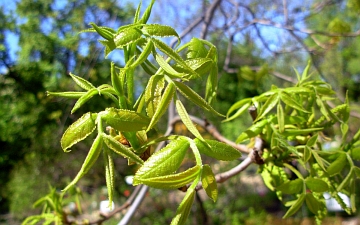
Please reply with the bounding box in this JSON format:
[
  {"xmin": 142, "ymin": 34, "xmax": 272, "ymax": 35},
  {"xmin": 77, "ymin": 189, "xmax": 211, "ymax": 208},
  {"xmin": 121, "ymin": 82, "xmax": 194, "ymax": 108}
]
[
  {"xmin": 101, "ymin": 108, "xmax": 150, "ymax": 132},
  {"xmin": 63, "ymin": 134, "xmax": 103, "ymax": 192},
  {"xmin": 69, "ymin": 73, "xmax": 96, "ymax": 91},
  {"xmin": 114, "ymin": 28, "xmax": 142, "ymax": 48},
  {"xmin": 103, "ymin": 148, "xmax": 115, "ymax": 208},
  {"xmin": 134, "ymin": 165, "xmax": 201, "ymax": 189},
  {"xmin": 201, "ymin": 165, "xmax": 218, "ymax": 202},
  {"xmin": 71, "ymin": 88, "xmax": 99, "ymax": 113},
  {"xmin": 61, "ymin": 112, "xmax": 98, "ymax": 151},
  {"xmin": 134, "ymin": 137, "xmax": 189, "ymax": 179},
  {"xmin": 146, "ymin": 82, "xmax": 175, "ymax": 131},
  {"xmin": 101, "ymin": 133, "xmax": 144, "ymax": 165},
  {"xmin": 194, "ymin": 138, "xmax": 241, "ymax": 161},
  {"xmin": 145, "ymin": 75, "xmax": 165, "ymax": 118}
]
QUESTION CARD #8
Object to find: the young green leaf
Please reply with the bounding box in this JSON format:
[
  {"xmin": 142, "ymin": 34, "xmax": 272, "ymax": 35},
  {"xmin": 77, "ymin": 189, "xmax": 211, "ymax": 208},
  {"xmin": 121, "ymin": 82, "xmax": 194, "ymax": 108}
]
[
  {"xmin": 101, "ymin": 133, "xmax": 144, "ymax": 165},
  {"xmin": 63, "ymin": 134, "xmax": 103, "ymax": 192},
  {"xmin": 111, "ymin": 62, "xmax": 123, "ymax": 96},
  {"xmin": 144, "ymin": 75, "xmax": 165, "ymax": 118},
  {"xmin": 127, "ymin": 38, "xmax": 154, "ymax": 70},
  {"xmin": 71, "ymin": 88, "xmax": 99, "ymax": 114},
  {"xmin": 146, "ymin": 82, "xmax": 175, "ymax": 132},
  {"xmin": 69, "ymin": 73, "xmax": 96, "ymax": 91},
  {"xmin": 61, "ymin": 112, "xmax": 98, "ymax": 151},
  {"xmin": 327, "ymin": 153, "xmax": 347, "ymax": 176},
  {"xmin": 174, "ymin": 80, "xmax": 224, "ymax": 117},
  {"xmin": 303, "ymin": 146, "xmax": 312, "ymax": 163},
  {"xmin": 133, "ymin": 165, "xmax": 201, "ymax": 189},
  {"xmin": 114, "ymin": 28, "xmax": 142, "ymax": 48},
  {"xmin": 256, "ymin": 93, "xmax": 279, "ymax": 121},
  {"xmin": 276, "ymin": 178, "xmax": 303, "ymax": 194},
  {"xmin": 101, "ymin": 108, "xmax": 150, "ymax": 132},
  {"xmin": 103, "ymin": 148, "xmax": 115, "ymax": 209},
  {"xmin": 175, "ymin": 99, "xmax": 204, "ymax": 141},
  {"xmin": 170, "ymin": 188, "xmax": 196, "ymax": 225},
  {"xmin": 283, "ymin": 193, "xmax": 306, "ymax": 218},
  {"xmin": 337, "ymin": 169, "xmax": 353, "ymax": 192},
  {"xmin": 201, "ymin": 164, "xmax": 218, "ymax": 202},
  {"xmin": 236, "ymin": 119, "xmax": 268, "ymax": 143},
  {"xmin": 142, "ymin": 24, "xmax": 180, "ymax": 45},
  {"xmin": 194, "ymin": 138, "xmax": 241, "ymax": 161},
  {"xmin": 98, "ymin": 39, "xmax": 116, "ymax": 57},
  {"xmin": 185, "ymin": 37, "xmax": 209, "ymax": 59},
  {"xmin": 134, "ymin": 137, "xmax": 190, "ymax": 179},
  {"xmin": 89, "ymin": 22, "xmax": 115, "ymax": 40},
  {"xmin": 154, "ymin": 52, "xmax": 187, "ymax": 79},
  {"xmin": 226, "ymin": 98, "xmax": 252, "ymax": 118},
  {"xmin": 305, "ymin": 177, "xmax": 329, "ymax": 192},
  {"xmin": 136, "ymin": 0, "xmax": 155, "ymax": 24},
  {"xmin": 280, "ymin": 91, "xmax": 309, "ymax": 113},
  {"xmin": 205, "ymin": 64, "xmax": 218, "ymax": 105},
  {"xmin": 46, "ymin": 91, "xmax": 85, "ymax": 99},
  {"xmin": 306, "ymin": 134, "xmax": 318, "ymax": 147},
  {"xmin": 305, "ymin": 193, "xmax": 321, "ymax": 214},
  {"xmin": 277, "ymin": 103, "xmax": 285, "ymax": 133}
]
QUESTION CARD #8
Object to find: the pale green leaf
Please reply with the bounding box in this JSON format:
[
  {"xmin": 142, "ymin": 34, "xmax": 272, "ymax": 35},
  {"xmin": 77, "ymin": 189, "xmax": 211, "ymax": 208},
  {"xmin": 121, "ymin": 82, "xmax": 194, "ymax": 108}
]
[
  {"xmin": 61, "ymin": 112, "xmax": 97, "ymax": 151},
  {"xmin": 201, "ymin": 165, "xmax": 218, "ymax": 202},
  {"xmin": 134, "ymin": 165, "xmax": 201, "ymax": 189},
  {"xmin": 194, "ymin": 138, "xmax": 241, "ymax": 161},
  {"xmin": 114, "ymin": 28, "xmax": 142, "ymax": 48},
  {"xmin": 256, "ymin": 93, "xmax": 279, "ymax": 121},
  {"xmin": 283, "ymin": 193, "xmax": 305, "ymax": 218},
  {"xmin": 142, "ymin": 24, "xmax": 180, "ymax": 45},
  {"xmin": 175, "ymin": 99, "xmax": 204, "ymax": 141},
  {"xmin": 63, "ymin": 134, "xmax": 103, "ymax": 192},
  {"xmin": 236, "ymin": 119, "xmax": 268, "ymax": 143},
  {"xmin": 280, "ymin": 91, "xmax": 309, "ymax": 113},
  {"xmin": 146, "ymin": 82, "xmax": 175, "ymax": 131},
  {"xmin": 101, "ymin": 108, "xmax": 150, "ymax": 132},
  {"xmin": 174, "ymin": 81, "xmax": 224, "ymax": 117},
  {"xmin": 170, "ymin": 188, "xmax": 195, "ymax": 225},
  {"xmin": 69, "ymin": 73, "xmax": 95, "ymax": 91},
  {"xmin": 103, "ymin": 148, "xmax": 115, "ymax": 208},
  {"xmin": 145, "ymin": 75, "xmax": 165, "ymax": 118},
  {"xmin": 134, "ymin": 137, "xmax": 190, "ymax": 179},
  {"xmin": 277, "ymin": 103, "xmax": 285, "ymax": 133},
  {"xmin": 276, "ymin": 178, "xmax": 303, "ymax": 194},
  {"xmin": 101, "ymin": 133, "xmax": 144, "ymax": 165},
  {"xmin": 71, "ymin": 88, "xmax": 98, "ymax": 114}
]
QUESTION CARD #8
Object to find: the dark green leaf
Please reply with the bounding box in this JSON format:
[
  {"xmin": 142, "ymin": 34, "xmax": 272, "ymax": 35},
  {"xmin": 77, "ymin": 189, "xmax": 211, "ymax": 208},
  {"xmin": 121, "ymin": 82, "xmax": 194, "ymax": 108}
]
[
  {"xmin": 61, "ymin": 112, "xmax": 97, "ymax": 151},
  {"xmin": 350, "ymin": 147, "xmax": 360, "ymax": 160},
  {"xmin": 283, "ymin": 193, "xmax": 306, "ymax": 218},
  {"xmin": 194, "ymin": 138, "xmax": 241, "ymax": 161},
  {"xmin": 101, "ymin": 133, "xmax": 144, "ymax": 165},
  {"xmin": 305, "ymin": 193, "xmax": 321, "ymax": 214},
  {"xmin": 101, "ymin": 108, "xmax": 150, "ymax": 132},
  {"xmin": 327, "ymin": 153, "xmax": 347, "ymax": 176},
  {"xmin": 305, "ymin": 177, "xmax": 329, "ymax": 192},
  {"xmin": 134, "ymin": 137, "xmax": 190, "ymax": 179},
  {"xmin": 276, "ymin": 178, "xmax": 303, "ymax": 194},
  {"xmin": 201, "ymin": 165, "xmax": 218, "ymax": 202}
]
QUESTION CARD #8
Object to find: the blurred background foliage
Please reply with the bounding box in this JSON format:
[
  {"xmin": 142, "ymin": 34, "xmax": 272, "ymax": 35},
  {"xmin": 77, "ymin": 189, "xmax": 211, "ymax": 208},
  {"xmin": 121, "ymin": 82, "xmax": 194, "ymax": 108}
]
[{"xmin": 1, "ymin": 0, "xmax": 360, "ymax": 224}]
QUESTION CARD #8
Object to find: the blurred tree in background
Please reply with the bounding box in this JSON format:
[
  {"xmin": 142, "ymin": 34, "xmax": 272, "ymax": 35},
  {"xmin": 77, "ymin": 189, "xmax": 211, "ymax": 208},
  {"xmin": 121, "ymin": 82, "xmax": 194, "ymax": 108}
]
[{"xmin": 1, "ymin": 0, "xmax": 360, "ymax": 224}]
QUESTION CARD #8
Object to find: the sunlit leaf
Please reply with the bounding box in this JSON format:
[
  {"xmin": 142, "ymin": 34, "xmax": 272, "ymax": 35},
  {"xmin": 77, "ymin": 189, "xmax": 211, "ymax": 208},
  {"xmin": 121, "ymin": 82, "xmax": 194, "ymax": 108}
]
[
  {"xmin": 63, "ymin": 134, "xmax": 103, "ymax": 192},
  {"xmin": 145, "ymin": 75, "xmax": 165, "ymax": 118},
  {"xmin": 175, "ymin": 99, "xmax": 204, "ymax": 141},
  {"xmin": 114, "ymin": 28, "xmax": 142, "ymax": 48},
  {"xmin": 134, "ymin": 137, "xmax": 190, "ymax": 179},
  {"xmin": 142, "ymin": 24, "xmax": 180, "ymax": 45},
  {"xmin": 69, "ymin": 73, "xmax": 95, "ymax": 91},
  {"xmin": 170, "ymin": 188, "xmax": 196, "ymax": 225},
  {"xmin": 61, "ymin": 112, "xmax": 98, "ymax": 151},
  {"xmin": 101, "ymin": 133, "xmax": 144, "ymax": 165},
  {"xmin": 280, "ymin": 91, "xmax": 309, "ymax": 113},
  {"xmin": 194, "ymin": 138, "xmax": 241, "ymax": 161},
  {"xmin": 71, "ymin": 88, "xmax": 98, "ymax": 113},
  {"xmin": 136, "ymin": 0, "xmax": 155, "ymax": 24},
  {"xmin": 174, "ymin": 81, "xmax": 224, "ymax": 117},
  {"xmin": 103, "ymin": 148, "xmax": 115, "ymax": 208},
  {"xmin": 146, "ymin": 82, "xmax": 175, "ymax": 131},
  {"xmin": 277, "ymin": 103, "xmax": 285, "ymax": 133},
  {"xmin": 236, "ymin": 119, "xmax": 268, "ymax": 143},
  {"xmin": 134, "ymin": 165, "xmax": 201, "ymax": 189},
  {"xmin": 101, "ymin": 108, "xmax": 150, "ymax": 132},
  {"xmin": 256, "ymin": 93, "xmax": 279, "ymax": 121},
  {"xmin": 201, "ymin": 165, "xmax": 218, "ymax": 202}
]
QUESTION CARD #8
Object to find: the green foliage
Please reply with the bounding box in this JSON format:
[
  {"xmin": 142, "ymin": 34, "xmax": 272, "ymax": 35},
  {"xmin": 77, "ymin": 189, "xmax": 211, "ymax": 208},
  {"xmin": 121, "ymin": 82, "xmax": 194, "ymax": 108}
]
[{"xmin": 19, "ymin": 1, "xmax": 360, "ymax": 225}]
